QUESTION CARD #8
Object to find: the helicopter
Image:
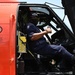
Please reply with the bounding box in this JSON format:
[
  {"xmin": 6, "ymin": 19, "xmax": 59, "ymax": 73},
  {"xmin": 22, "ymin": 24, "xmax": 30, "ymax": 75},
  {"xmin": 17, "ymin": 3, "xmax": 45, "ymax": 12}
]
[{"xmin": 0, "ymin": 0, "xmax": 75, "ymax": 75}]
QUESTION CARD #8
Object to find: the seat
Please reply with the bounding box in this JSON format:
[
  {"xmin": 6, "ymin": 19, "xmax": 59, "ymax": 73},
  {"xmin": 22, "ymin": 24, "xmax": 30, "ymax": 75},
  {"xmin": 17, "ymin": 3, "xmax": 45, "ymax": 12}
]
[{"xmin": 26, "ymin": 48, "xmax": 59, "ymax": 73}]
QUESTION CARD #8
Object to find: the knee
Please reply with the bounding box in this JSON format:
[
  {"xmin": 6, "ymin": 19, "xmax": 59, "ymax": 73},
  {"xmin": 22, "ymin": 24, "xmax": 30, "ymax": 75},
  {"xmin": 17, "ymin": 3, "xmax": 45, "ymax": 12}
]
[{"xmin": 58, "ymin": 45, "xmax": 66, "ymax": 53}]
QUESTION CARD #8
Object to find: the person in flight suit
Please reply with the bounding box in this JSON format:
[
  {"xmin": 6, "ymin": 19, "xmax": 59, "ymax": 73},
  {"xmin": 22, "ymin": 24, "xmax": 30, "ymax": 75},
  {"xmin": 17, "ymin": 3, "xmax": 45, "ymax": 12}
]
[{"xmin": 25, "ymin": 12, "xmax": 75, "ymax": 70}]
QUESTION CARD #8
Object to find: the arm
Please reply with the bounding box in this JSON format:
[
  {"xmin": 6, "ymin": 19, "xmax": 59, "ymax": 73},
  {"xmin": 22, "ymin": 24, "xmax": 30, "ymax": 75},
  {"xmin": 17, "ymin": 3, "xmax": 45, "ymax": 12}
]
[{"xmin": 31, "ymin": 27, "xmax": 52, "ymax": 41}]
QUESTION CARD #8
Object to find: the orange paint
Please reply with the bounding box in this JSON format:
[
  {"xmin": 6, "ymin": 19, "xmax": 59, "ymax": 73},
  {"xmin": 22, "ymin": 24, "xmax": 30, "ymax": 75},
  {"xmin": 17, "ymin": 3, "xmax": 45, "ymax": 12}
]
[{"xmin": 0, "ymin": 0, "xmax": 19, "ymax": 75}]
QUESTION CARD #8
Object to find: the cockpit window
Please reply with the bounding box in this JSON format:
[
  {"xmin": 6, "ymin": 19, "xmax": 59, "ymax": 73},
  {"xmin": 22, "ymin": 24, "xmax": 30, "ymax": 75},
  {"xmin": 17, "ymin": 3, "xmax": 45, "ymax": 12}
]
[{"xmin": 29, "ymin": 7, "xmax": 50, "ymax": 15}]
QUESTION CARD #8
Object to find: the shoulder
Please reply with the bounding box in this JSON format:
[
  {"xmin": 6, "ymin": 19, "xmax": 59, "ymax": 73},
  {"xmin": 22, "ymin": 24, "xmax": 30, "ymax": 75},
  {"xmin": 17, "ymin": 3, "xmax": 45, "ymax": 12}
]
[{"xmin": 27, "ymin": 23, "xmax": 36, "ymax": 29}]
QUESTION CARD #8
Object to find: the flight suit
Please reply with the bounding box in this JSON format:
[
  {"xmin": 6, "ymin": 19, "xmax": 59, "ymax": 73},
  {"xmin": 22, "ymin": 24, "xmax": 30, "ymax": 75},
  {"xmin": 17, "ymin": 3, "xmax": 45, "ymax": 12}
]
[{"xmin": 26, "ymin": 22, "xmax": 74, "ymax": 62}]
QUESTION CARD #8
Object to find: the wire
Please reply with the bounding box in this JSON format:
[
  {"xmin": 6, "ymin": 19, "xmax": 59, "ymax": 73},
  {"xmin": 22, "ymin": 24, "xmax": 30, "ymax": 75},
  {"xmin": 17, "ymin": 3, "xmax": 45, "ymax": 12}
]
[
  {"xmin": 45, "ymin": 2, "xmax": 64, "ymax": 9},
  {"xmin": 62, "ymin": 14, "xmax": 66, "ymax": 21},
  {"xmin": 17, "ymin": 53, "xmax": 22, "ymax": 59},
  {"xmin": 50, "ymin": 7, "xmax": 64, "ymax": 9}
]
